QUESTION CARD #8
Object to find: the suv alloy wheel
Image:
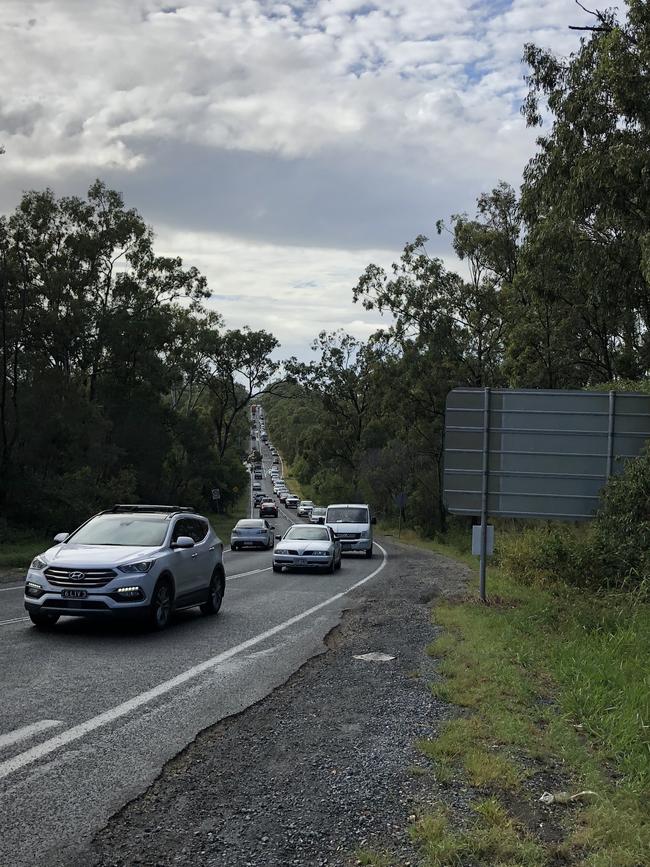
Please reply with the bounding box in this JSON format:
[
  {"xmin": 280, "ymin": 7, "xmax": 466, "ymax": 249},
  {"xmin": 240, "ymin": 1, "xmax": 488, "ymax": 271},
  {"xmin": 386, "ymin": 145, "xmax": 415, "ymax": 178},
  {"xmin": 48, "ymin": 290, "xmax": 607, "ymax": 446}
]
[
  {"xmin": 149, "ymin": 577, "xmax": 173, "ymax": 630},
  {"xmin": 201, "ymin": 567, "xmax": 225, "ymax": 616}
]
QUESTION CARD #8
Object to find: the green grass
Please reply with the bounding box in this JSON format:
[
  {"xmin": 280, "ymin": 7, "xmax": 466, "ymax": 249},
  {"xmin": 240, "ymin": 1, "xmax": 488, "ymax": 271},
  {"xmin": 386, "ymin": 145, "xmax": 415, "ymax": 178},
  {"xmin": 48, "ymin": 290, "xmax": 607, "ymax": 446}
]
[
  {"xmin": 278, "ymin": 456, "xmax": 308, "ymax": 501},
  {"xmin": 410, "ymin": 800, "xmax": 546, "ymax": 867},
  {"xmin": 353, "ymin": 849, "xmax": 392, "ymax": 867},
  {"xmin": 207, "ymin": 488, "xmax": 250, "ymax": 541},
  {"xmin": 0, "ymin": 536, "xmax": 54, "ymax": 571},
  {"xmin": 398, "ymin": 532, "xmax": 650, "ymax": 865},
  {"xmin": 377, "ymin": 522, "xmax": 477, "ymax": 569}
]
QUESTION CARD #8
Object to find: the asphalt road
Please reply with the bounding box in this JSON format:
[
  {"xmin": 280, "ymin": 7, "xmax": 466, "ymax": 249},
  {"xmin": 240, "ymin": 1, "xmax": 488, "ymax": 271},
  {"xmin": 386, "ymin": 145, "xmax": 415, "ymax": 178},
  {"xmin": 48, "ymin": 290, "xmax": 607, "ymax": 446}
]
[{"xmin": 0, "ymin": 446, "xmax": 390, "ymax": 867}]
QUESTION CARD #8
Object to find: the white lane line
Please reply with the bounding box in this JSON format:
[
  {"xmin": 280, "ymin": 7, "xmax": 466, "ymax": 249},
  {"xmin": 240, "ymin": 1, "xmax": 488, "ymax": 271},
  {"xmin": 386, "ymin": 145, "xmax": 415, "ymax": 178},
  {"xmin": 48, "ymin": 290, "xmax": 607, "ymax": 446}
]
[
  {"xmin": 0, "ymin": 720, "xmax": 64, "ymax": 751},
  {"xmin": 0, "ymin": 617, "xmax": 29, "ymax": 627},
  {"xmin": 0, "ymin": 585, "xmax": 23, "ymax": 593},
  {"xmin": 227, "ymin": 567, "xmax": 272, "ymax": 581},
  {"xmin": 0, "ymin": 543, "xmax": 387, "ymax": 782}
]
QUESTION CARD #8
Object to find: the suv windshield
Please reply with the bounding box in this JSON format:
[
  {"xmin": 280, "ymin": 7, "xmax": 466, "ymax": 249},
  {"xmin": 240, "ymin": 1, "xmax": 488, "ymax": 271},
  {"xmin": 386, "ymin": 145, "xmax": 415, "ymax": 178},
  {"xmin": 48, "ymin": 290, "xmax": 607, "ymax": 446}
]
[
  {"xmin": 70, "ymin": 515, "xmax": 169, "ymax": 546},
  {"xmin": 327, "ymin": 507, "xmax": 369, "ymax": 523},
  {"xmin": 285, "ymin": 526, "xmax": 330, "ymax": 541}
]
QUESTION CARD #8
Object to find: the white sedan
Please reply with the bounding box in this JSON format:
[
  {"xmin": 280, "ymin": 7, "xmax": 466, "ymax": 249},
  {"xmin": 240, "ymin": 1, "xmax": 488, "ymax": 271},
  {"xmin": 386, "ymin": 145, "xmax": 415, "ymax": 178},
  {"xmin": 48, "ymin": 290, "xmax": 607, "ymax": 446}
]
[{"xmin": 273, "ymin": 525, "xmax": 342, "ymax": 573}]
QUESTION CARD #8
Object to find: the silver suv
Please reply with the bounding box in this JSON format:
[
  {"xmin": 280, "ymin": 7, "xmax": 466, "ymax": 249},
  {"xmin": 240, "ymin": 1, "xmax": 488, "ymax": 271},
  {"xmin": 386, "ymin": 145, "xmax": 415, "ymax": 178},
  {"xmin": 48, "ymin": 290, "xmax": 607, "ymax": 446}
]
[{"xmin": 24, "ymin": 505, "xmax": 226, "ymax": 631}]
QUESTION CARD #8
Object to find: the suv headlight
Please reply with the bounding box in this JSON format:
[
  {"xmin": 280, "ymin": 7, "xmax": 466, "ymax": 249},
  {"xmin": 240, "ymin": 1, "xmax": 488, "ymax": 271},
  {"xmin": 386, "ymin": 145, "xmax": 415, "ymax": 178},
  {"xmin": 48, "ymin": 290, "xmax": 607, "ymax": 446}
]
[
  {"xmin": 118, "ymin": 560, "xmax": 154, "ymax": 574},
  {"xmin": 360, "ymin": 529, "xmax": 371, "ymax": 538},
  {"xmin": 30, "ymin": 555, "xmax": 48, "ymax": 571}
]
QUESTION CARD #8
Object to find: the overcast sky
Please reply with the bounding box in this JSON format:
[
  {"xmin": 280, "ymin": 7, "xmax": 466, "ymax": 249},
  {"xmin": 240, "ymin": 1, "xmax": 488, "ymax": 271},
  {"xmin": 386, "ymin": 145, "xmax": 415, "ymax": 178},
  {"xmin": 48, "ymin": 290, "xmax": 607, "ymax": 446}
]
[{"xmin": 1, "ymin": 0, "xmax": 589, "ymax": 358}]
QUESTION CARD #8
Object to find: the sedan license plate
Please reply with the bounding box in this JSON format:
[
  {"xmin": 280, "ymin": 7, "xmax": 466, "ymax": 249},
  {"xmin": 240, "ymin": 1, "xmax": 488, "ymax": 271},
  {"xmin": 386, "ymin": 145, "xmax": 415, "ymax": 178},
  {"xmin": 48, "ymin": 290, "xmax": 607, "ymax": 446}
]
[
  {"xmin": 296, "ymin": 558, "xmax": 307, "ymax": 566},
  {"xmin": 61, "ymin": 589, "xmax": 88, "ymax": 599}
]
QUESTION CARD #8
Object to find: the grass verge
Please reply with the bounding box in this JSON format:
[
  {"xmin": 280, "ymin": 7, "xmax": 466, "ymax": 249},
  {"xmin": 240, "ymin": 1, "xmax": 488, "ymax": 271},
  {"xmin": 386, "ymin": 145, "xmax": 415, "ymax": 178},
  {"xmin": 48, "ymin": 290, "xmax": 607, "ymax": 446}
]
[
  {"xmin": 393, "ymin": 532, "xmax": 650, "ymax": 866},
  {"xmin": 0, "ymin": 535, "xmax": 54, "ymax": 571},
  {"xmin": 207, "ymin": 488, "xmax": 250, "ymax": 541}
]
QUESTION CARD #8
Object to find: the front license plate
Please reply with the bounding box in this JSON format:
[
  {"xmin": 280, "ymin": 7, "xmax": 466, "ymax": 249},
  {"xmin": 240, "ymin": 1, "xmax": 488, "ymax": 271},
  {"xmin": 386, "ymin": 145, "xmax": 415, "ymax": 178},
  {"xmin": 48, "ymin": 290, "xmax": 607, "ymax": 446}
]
[
  {"xmin": 62, "ymin": 589, "xmax": 88, "ymax": 599},
  {"xmin": 296, "ymin": 559, "xmax": 307, "ymax": 566}
]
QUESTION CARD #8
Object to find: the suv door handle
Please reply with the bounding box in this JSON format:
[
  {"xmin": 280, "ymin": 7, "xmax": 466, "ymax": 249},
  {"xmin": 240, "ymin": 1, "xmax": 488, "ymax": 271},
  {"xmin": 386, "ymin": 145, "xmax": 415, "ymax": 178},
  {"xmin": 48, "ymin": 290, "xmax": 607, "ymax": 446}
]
[
  {"xmin": 191, "ymin": 553, "xmax": 199, "ymax": 559},
  {"xmin": 208, "ymin": 545, "xmax": 216, "ymax": 551}
]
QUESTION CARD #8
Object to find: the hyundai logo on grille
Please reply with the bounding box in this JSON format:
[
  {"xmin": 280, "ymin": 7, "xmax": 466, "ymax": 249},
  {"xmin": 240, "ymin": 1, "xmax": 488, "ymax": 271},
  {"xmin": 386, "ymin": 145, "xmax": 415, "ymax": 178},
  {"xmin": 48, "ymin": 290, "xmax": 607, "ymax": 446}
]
[{"xmin": 69, "ymin": 571, "xmax": 85, "ymax": 582}]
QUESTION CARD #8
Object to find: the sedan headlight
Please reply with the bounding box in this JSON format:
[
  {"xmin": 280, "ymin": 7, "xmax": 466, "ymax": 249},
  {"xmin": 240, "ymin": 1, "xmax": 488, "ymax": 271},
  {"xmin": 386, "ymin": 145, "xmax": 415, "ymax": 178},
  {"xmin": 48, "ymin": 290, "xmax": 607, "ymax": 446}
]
[
  {"xmin": 275, "ymin": 548, "xmax": 288, "ymax": 555},
  {"xmin": 30, "ymin": 555, "xmax": 47, "ymax": 571},
  {"xmin": 311, "ymin": 550, "xmax": 329, "ymax": 556},
  {"xmin": 118, "ymin": 560, "xmax": 154, "ymax": 574}
]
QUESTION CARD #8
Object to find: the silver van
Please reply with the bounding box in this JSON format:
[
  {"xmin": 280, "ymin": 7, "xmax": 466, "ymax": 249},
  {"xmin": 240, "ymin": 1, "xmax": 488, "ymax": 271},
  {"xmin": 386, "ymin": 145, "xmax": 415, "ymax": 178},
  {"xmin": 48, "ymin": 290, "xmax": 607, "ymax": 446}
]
[{"xmin": 325, "ymin": 503, "xmax": 375, "ymax": 557}]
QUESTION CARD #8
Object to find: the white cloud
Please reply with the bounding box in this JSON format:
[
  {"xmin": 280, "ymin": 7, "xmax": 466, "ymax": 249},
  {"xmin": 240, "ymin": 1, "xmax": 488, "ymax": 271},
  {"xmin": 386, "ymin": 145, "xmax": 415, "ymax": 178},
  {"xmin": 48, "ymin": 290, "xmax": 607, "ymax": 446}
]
[
  {"xmin": 155, "ymin": 226, "xmax": 395, "ymax": 354},
  {"xmin": 0, "ymin": 0, "xmax": 594, "ymax": 355}
]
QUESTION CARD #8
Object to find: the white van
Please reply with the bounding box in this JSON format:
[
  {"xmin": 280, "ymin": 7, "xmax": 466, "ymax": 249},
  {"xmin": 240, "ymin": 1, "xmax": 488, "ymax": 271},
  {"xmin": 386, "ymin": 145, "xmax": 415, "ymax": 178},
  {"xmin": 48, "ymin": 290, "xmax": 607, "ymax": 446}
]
[{"xmin": 325, "ymin": 503, "xmax": 375, "ymax": 558}]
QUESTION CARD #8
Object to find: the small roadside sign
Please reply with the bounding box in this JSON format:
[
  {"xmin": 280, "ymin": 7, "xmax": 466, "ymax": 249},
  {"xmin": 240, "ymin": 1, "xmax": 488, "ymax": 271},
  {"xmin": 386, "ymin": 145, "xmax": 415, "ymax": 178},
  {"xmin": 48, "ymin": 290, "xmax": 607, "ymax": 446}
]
[
  {"xmin": 472, "ymin": 524, "xmax": 494, "ymax": 556},
  {"xmin": 211, "ymin": 488, "xmax": 220, "ymax": 501}
]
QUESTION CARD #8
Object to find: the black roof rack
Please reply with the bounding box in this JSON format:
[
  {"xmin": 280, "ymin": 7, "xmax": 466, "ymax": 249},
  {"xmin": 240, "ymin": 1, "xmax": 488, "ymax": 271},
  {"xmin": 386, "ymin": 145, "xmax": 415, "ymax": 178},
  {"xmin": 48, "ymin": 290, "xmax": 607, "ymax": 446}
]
[{"xmin": 107, "ymin": 504, "xmax": 195, "ymax": 514}]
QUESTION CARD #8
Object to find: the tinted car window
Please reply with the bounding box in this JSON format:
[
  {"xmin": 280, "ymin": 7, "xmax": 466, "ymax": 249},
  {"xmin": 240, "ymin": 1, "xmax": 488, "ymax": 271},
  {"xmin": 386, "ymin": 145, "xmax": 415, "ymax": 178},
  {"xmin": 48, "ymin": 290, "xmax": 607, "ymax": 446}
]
[
  {"xmin": 70, "ymin": 515, "xmax": 169, "ymax": 546},
  {"xmin": 189, "ymin": 519, "xmax": 208, "ymax": 542},
  {"xmin": 171, "ymin": 518, "xmax": 194, "ymax": 543},
  {"xmin": 284, "ymin": 526, "xmax": 330, "ymax": 541},
  {"xmin": 327, "ymin": 507, "xmax": 369, "ymax": 523}
]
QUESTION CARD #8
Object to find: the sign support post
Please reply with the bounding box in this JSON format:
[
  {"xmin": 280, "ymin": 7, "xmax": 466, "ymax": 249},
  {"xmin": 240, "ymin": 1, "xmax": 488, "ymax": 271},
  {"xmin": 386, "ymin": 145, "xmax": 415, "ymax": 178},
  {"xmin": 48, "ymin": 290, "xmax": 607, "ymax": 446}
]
[{"xmin": 479, "ymin": 387, "xmax": 491, "ymax": 602}]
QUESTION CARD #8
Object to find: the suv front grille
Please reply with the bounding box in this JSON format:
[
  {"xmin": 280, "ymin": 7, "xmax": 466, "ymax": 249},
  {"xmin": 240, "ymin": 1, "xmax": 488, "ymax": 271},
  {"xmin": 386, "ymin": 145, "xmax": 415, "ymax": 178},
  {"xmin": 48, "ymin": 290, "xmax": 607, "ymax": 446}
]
[{"xmin": 44, "ymin": 567, "xmax": 117, "ymax": 588}]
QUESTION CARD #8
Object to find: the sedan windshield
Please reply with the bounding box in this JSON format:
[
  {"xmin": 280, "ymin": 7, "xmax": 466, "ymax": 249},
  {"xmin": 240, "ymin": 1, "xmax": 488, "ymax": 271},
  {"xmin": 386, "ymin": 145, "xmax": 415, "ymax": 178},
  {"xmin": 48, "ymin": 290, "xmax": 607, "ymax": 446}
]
[
  {"xmin": 284, "ymin": 526, "xmax": 330, "ymax": 541},
  {"xmin": 70, "ymin": 515, "xmax": 168, "ymax": 546},
  {"xmin": 327, "ymin": 507, "xmax": 369, "ymax": 523}
]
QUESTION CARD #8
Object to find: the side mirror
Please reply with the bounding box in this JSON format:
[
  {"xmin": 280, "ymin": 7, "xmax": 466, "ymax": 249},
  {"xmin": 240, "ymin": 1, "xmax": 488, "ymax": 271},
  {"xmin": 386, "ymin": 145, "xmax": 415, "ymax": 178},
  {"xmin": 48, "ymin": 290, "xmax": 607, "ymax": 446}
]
[
  {"xmin": 172, "ymin": 535, "xmax": 195, "ymax": 549},
  {"xmin": 275, "ymin": 534, "xmax": 282, "ymax": 541},
  {"xmin": 53, "ymin": 532, "xmax": 69, "ymax": 543},
  {"xmin": 270, "ymin": 525, "xmax": 275, "ymax": 530},
  {"xmin": 371, "ymin": 516, "xmax": 377, "ymax": 525}
]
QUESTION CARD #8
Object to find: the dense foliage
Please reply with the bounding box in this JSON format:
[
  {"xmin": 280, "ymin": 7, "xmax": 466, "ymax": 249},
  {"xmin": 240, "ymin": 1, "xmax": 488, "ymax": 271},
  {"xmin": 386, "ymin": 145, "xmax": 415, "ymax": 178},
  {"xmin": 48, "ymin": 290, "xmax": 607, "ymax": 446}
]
[
  {"xmin": 264, "ymin": 4, "xmax": 650, "ymax": 591},
  {"xmin": 0, "ymin": 181, "xmax": 278, "ymax": 533}
]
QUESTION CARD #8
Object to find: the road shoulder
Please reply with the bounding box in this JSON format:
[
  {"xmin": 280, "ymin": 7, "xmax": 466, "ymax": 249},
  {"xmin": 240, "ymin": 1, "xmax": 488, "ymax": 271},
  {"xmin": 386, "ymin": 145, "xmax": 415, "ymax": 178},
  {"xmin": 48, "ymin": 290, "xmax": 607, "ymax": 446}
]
[{"xmin": 66, "ymin": 540, "xmax": 471, "ymax": 866}]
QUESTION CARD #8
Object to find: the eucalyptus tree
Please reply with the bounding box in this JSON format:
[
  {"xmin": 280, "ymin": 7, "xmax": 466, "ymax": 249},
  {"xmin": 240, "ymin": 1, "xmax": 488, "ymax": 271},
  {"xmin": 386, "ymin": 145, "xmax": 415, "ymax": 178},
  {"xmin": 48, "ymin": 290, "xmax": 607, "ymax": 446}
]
[{"xmin": 518, "ymin": 0, "xmax": 650, "ymax": 382}]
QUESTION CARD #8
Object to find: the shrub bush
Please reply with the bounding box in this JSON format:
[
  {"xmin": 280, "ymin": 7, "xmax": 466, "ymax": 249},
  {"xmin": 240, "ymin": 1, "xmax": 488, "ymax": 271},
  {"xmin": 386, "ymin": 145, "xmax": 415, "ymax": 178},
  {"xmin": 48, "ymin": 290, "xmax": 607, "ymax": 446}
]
[
  {"xmin": 588, "ymin": 444, "xmax": 650, "ymax": 592},
  {"xmin": 498, "ymin": 444, "xmax": 650, "ymax": 594},
  {"xmin": 497, "ymin": 523, "xmax": 588, "ymax": 587}
]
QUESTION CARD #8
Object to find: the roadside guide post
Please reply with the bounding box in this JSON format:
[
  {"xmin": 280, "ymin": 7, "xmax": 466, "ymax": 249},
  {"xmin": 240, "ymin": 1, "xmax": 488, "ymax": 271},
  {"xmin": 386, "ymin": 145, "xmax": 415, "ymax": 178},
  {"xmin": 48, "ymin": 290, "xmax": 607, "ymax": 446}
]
[{"xmin": 394, "ymin": 491, "xmax": 407, "ymax": 538}]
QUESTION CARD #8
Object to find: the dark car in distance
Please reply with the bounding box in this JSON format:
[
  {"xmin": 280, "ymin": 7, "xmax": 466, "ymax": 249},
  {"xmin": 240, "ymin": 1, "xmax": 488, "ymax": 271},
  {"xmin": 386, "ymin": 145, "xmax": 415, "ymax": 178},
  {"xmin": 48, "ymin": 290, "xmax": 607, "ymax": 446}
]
[{"xmin": 259, "ymin": 499, "xmax": 278, "ymax": 518}]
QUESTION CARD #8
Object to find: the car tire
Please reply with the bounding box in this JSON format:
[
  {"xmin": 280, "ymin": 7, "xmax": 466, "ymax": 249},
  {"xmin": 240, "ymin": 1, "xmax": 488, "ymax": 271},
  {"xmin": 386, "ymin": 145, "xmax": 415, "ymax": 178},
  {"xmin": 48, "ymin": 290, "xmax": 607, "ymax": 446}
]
[
  {"xmin": 28, "ymin": 611, "xmax": 60, "ymax": 630},
  {"xmin": 201, "ymin": 567, "xmax": 225, "ymax": 616},
  {"xmin": 335, "ymin": 555, "xmax": 342, "ymax": 571},
  {"xmin": 272, "ymin": 563, "xmax": 281, "ymax": 573},
  {"xmin": 148, "ymin": 577, "xmax": 173, "ymax": 631},
  {"xmin": 327, "ymin": 556, "xmax": 336, "ymax": 574},
  {"xmin": 365, "ymin": 546, "xmax": 373, "ymax": 558},
  {"xmin": 232, "ymin": 544, "xmax": 239, "ymax": 551}
]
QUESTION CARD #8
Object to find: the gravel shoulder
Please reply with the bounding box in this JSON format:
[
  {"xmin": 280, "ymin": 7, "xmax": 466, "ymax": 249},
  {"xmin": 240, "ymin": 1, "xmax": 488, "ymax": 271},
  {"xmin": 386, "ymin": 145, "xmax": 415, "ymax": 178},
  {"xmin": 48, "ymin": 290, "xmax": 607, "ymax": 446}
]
[{"xmin": 67, "ymin": 539, "xmax": 471, "ymax": 867}]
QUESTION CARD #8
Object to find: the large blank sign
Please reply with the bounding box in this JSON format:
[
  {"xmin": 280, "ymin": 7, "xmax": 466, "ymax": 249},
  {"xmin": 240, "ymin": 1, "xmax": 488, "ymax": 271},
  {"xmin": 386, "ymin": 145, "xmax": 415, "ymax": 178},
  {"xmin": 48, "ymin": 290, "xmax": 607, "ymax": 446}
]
[{"xmin": 444, "ymin": 388, "xmax": 650, "ymax": 520}]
